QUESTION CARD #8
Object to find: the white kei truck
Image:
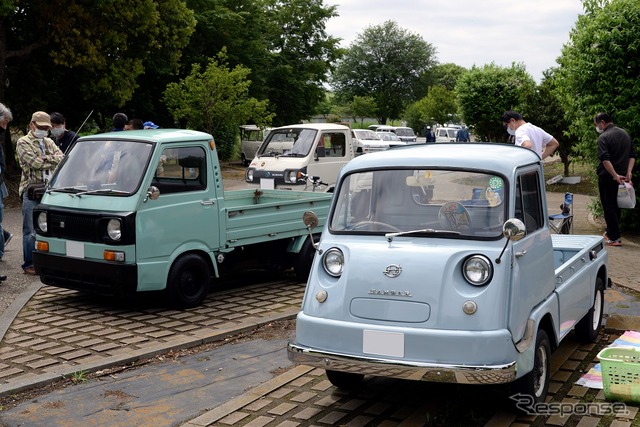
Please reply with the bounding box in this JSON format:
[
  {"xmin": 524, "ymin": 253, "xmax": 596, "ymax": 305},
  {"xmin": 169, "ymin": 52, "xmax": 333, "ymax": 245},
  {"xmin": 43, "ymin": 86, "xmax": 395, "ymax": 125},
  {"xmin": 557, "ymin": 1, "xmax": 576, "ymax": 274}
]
[
  {"xmin": 244, "ymin": 123, "xmax": 356, "ymax": 192},
  {"xmin": 288, "ymin": 143, "xmax": 609, "ymax": 406}
]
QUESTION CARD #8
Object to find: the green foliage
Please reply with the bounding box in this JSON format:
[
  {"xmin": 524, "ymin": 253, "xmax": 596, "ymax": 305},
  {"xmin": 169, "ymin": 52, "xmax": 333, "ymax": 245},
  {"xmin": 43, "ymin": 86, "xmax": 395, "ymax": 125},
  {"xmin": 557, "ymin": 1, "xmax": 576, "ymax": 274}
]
[
  {"xmin": 163, "ymin": 51, "xmax": 273, "ymax": 160},
  {"xmin": 331, "ymin": 20, "xmax": 437, "ymax": 124},
  {"xmin": 2, "ymin": 0, "xmax": 195, "ymax": 130},
  {"xmin": 455, "ymin": 63, "xmax": 536, "ymax": 142},
  {"xmin": 426, "ymin": 63, "xmax": 468, "ymax": 92},
  {"xmin": 70, "ymin": 370, "xmax": 88, "ymax": 383},
  {"xmin": 556, "ymin": 0, "xmax": 640, "ymax": 230},
  {"xmin": 347, "ymin": 96, "xmax": 377, "ymax": 125},
  {"xmin": 405, "ymin": 85, "xmax": 459, "ymax": 133},
  {"xmin": 262, "ymin": 0, "xmax": 342, "ymax": 125}
]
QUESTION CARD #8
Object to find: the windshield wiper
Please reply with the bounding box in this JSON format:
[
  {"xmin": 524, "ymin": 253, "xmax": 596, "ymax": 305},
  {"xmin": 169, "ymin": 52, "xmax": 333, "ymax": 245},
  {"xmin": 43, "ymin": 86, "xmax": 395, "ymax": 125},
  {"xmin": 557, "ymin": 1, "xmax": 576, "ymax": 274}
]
[
  {"xmin": 48, "ymin": 186, "xmax": 81, "ymax": 194},
  {"xmin": 73, "ymin": 188, "xmax": 130, "ymax": 197},
  {"xmin": 385, "ymin": 228, "xmax": 461, "ymax": 242},
  {"xmin": 281, "ymin": 153, "xmax": 305, "ymax": 157},
  {"xmin": 258, "ymin": 150, "xmax": 280, "ymax": 158}
]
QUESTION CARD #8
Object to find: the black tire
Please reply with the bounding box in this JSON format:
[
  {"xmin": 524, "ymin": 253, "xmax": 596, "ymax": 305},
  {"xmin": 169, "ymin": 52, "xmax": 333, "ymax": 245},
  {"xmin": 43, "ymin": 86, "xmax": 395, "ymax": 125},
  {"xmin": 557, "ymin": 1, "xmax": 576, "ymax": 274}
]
[
  {"xmin": 574, "ymin": 277, "xmax": 605, "ymax": 343},
  {"xmin": 165, "ymin": 253, "xmax": 211, "ymax": 308},
  {"xmin": 513, "ymin": 329, "xmax": 551, "ymax": 406},
  {"xmin": 293, "ymin": 235, "xmax": 318, "ymax": 282},
  {"xmin": 326, "ymin": 370, "xmax": 364, "ymax": 390},
  {"xmin": 241, "ymin": 154, "xmax": 249, "ymax": 166}
]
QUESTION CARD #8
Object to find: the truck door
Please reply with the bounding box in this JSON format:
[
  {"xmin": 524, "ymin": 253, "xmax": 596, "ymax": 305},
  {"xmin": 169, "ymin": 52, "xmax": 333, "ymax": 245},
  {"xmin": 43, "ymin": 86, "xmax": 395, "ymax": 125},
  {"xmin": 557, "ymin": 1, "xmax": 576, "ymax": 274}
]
[
  {"xmin": 135, "ymin": 145, "xmax": 220, "ymax": 291},
  {"xmin": 309, "ymin": 131, "xmax": 351, "ymax": 188},
  {"xmin": 508, "ymin": 168, "xmax": 556, "ymax": 341}
]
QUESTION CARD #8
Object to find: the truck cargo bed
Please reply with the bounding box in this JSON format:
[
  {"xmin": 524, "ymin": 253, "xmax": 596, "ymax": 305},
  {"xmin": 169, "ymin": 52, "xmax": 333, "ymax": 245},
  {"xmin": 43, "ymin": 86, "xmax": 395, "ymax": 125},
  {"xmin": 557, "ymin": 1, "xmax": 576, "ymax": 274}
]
[{"xmin": 222, "ymin": 189, "xmax": 332, "ymax": 246}]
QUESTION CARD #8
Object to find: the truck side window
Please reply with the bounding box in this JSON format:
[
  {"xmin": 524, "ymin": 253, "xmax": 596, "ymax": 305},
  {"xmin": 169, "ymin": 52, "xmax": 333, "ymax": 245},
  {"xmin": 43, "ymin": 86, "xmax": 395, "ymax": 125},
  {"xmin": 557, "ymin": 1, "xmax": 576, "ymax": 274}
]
[
  {"xmin": 324, "ymin": 133, "xmax": 346, "ymax": 157},
  {"xmin": 152, "ymin": 146, "xmax": 207, "ymax": 194},
  {"xmin": 515, "ymin": 171, "xmax": 543, "ymax": 233}
]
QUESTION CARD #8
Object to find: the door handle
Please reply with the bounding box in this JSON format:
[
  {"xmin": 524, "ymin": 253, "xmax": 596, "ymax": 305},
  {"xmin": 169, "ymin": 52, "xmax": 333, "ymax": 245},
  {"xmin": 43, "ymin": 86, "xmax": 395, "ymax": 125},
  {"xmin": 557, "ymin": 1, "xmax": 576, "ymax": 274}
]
[
  {"xmin": 515, "ymin": 250, "xmax": 527, "ymax": 258},
  {"xmin": 201, "ymin": 200, "xmax": 215, "ymax": 206}
]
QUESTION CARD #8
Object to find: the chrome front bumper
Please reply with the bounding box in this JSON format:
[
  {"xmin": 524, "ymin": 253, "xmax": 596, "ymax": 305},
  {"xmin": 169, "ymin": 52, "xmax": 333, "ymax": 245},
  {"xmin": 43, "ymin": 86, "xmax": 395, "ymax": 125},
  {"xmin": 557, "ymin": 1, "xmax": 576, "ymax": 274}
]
[{"xmin": 287, "ymin": 342, "xmax": 517, "ymax": 385}]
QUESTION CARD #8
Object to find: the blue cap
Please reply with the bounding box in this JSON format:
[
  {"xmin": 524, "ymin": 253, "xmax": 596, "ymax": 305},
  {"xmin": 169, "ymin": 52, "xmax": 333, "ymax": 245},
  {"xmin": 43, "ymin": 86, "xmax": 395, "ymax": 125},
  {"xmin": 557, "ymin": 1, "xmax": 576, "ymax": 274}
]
[{"xmin": 143, "ymin": 121, "xmax": 159, "ymax": 129}]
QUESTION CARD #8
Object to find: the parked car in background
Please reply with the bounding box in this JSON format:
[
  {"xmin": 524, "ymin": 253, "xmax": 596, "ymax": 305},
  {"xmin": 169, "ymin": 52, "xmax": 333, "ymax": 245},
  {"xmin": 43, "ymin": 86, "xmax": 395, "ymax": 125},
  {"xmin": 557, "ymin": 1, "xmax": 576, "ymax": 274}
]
[
  {"xmin": 240, "ymin": 124, "xmax": 271, "ymax": 166},
  {"xmin": 434, "ymin": 126, "xmax": 459, "ymax": 143},
  {"xmin": 371, "ymin": 125, "xmax": 395, "ymax": 134},
  {"xmin": 376, "ymin": 131, "xmax": 406, "ymax": 148},
  {"xmin": 393, "ymin": 126, "xmax": 417, "ymax": 143},
  {"xmin": 351, "ymin": 129, "xmax": 389, "ymax": 155}
]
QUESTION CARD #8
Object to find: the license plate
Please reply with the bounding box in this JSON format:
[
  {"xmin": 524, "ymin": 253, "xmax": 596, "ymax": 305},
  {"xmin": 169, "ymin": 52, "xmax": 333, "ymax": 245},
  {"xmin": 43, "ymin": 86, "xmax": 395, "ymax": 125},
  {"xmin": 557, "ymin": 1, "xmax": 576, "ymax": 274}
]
[
  {"xmin": 66, "ymin": 241, "xmax": 85, "ymax": 258},
  {"xmin": 260, "ymin": 178, "xmax": 275, "ymax": 190},
  {"xmin": 363, "ymin": 330, "xmax": 404, "ymax": 357}
]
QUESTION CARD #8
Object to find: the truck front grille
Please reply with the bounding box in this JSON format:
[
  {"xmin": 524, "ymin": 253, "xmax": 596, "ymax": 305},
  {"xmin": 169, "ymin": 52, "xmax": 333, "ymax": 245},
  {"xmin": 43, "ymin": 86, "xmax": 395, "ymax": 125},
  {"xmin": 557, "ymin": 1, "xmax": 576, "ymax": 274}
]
[{"xmin": 49, "ymin": 212, "xmax": 102, "ymax": 242}]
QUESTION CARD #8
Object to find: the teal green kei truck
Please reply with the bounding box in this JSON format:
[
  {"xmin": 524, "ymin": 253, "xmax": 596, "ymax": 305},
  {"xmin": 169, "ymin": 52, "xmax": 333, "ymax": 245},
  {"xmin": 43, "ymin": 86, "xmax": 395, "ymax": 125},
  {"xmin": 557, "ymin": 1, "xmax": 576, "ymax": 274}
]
[{"xmin": 32, "ymin": 129, "xmax": 331, "ymax": 308}]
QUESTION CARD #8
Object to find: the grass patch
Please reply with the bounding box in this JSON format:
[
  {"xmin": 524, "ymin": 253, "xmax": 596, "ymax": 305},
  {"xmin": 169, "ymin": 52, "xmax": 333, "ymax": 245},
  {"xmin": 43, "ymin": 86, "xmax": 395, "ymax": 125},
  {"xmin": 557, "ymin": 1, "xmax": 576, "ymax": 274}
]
[{"xmin": 543, "ymin": 158, "xmax": 598, "ymax": 197}]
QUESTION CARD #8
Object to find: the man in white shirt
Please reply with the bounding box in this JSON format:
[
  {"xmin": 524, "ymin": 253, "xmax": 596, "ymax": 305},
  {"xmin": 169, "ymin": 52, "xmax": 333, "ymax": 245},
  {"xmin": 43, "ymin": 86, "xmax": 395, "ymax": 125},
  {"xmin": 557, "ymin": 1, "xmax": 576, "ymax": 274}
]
[{"xmin": 501, "ymin": 111, "xmax": 559, "ymax": 159}]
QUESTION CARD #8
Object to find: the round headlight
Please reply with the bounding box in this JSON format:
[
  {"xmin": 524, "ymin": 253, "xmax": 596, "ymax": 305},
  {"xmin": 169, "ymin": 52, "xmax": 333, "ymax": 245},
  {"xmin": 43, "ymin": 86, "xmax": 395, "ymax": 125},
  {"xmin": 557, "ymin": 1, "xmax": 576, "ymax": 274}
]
[
  {"xmin": 107, "ymin": 219, "xmax": 122, "ymax": 241},
  {"xmin": 463, "ymin": 255, "xmax": 492, "ymax": 286},
  {"xmin": 37, "ymin": 212, "xmax": 48, "ymax": 233},
  {"xmin": 287, "ymin": 170, "xmax": 298, "ymax": 183},
  {"xmin": 246, "ymin": 169, "xmax": 254, "ymax": 182},
  {"xmin": 323, "ymin": 248, "xmax": 344, "ymax": 277}
]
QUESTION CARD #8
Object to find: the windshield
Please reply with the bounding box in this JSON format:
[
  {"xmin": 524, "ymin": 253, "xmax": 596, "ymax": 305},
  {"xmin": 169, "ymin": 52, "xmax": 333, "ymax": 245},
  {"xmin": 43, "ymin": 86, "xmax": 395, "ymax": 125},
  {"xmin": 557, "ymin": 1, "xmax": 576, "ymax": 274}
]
[
  {"xmin": 50, "ymin": 139, "xmax": 153, "ymax": 195},
  {"xmin": 353, "ymin": 130, "xmax": 381, "ymax": 141},
  {"xmin": 330, "ymin": 169, "xmax": 506, "ymax": 239},
  {"xmin": 258, "ymin": 128, "xmax": 317, "ymax": 157},
  {"xmin": 394, "ymin": 128, "xmax": 415, "ymax": 137}
]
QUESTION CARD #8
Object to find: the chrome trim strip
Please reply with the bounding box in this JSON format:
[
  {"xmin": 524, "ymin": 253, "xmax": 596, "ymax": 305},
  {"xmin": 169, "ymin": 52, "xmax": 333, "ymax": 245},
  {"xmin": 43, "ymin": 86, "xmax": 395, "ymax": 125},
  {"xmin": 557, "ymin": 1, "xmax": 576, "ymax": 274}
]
[{"xmin": 287, "ymin": 342, "xmax": 516, "ymax": 385}]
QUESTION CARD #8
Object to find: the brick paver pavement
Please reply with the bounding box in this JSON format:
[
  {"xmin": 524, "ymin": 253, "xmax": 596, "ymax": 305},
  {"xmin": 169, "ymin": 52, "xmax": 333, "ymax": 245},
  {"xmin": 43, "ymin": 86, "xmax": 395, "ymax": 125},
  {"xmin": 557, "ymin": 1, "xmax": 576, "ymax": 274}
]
[{"xmin": 0, "ymin": 277, "xmax": 305, "ymax": 396}]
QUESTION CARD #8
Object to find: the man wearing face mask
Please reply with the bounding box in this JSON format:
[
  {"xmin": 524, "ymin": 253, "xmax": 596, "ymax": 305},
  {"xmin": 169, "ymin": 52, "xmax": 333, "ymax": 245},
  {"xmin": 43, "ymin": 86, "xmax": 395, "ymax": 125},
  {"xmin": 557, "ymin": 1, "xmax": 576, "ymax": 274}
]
[
  {"xmin": 501, "ymin": 111, "xmax": 559, "ymax": 160},
  {"xmin": 16, "ymin": 111, "xmax": 64, "ymax": 275},
  {"xmin": 594, "ymin": 112, "xmax": 637, "ymax": 246},
  {"xmin": 50, "ymin": 112, "xmax": 78, "ymax": 153}
]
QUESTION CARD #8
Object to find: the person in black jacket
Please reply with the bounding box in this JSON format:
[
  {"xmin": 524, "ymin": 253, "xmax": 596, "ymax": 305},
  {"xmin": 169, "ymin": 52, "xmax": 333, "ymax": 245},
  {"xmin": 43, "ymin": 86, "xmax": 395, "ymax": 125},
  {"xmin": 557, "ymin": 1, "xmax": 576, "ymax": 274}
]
[
  {"xmin": 594, "ymin": 112, "xmax": 637, "ymax": 246},
  {"xmin": 50, "ymin": 112, "xmax": 78, "ymax": 154}
]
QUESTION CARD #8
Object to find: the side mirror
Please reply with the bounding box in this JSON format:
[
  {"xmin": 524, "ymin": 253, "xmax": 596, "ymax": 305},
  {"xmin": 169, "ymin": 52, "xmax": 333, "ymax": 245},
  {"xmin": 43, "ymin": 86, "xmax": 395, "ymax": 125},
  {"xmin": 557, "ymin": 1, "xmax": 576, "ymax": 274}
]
[
  {"xmin": 302, "ymin": 211, "xmax": 322, "ymax": 253},
  {"xmin": 315, "ymin": 146, "xmax": 325, "ymax": 159},
  {"xmin": 145, "ymin": 186, "xmax": 160, "ymax": 202},
  {"xmin": 303, "ymin": 211, "xmax": 319, "ymax": 231},
  {"xmin": 495, "ymin": 218, "xmax": 526, "ymax": 264},
  {"xmin": 503, "ymin": 218, "xmax": 526, "ymax": 241}
]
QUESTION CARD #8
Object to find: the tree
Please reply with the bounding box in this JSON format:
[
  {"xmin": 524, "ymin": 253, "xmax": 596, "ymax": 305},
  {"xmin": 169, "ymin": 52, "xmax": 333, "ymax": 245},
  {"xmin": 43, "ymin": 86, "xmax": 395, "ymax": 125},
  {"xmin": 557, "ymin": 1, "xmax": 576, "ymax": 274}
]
[
  {"xmin": 163, "ymin": 51, "xmax": 273, "ymax": 160},
  {"xmin": 262, "ymin": 0, "xmax": 342, "ymax": 126},
  {"xmin": 556, "ymin": 0, "xmax": 640, "ymax": 230},
  {"xmin": 349, "ymin": 96, "xmax": 377, "ymax": 125},
  {"xmin": 424, "ymin": 63, "xmax": 468, "ymax": 92},
  {"xmin": 331, "ymin": 20, "xmax": 437, "ymax": 124},
  {"xmin": 556, "ymin": 0, "xmax": 640, "ymax": 165},
  {"xmin": 405, "ymin": 85, "xmax": 458, "ymax": 132},
  {"xmin": 2, "ymin": 0, "xmax": 195, "ymax": 126},
  {"xmin": 455, "ymin": 63, "xmax": 535, "ymax": 142}
]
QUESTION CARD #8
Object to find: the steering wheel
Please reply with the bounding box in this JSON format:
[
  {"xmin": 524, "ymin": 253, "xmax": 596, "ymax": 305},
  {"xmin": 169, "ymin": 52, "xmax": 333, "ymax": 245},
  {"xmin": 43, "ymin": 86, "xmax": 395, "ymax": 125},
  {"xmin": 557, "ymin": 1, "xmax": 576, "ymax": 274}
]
[
  {"xmin": 438, "ymin": 202, "xmax": 472, "ymax": 230},
  {"xmin": 351, "ymin": 221, "xmax": 402, "ymax": 232}
]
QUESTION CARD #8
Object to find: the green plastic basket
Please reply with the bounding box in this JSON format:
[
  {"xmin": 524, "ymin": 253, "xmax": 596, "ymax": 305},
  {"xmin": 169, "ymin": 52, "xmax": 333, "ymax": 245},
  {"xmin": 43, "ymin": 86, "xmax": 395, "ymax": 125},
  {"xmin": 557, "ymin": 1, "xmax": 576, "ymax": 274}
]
[{"xmin": 597, "ymin": 347, "xmax": 640, "ymax": 403}]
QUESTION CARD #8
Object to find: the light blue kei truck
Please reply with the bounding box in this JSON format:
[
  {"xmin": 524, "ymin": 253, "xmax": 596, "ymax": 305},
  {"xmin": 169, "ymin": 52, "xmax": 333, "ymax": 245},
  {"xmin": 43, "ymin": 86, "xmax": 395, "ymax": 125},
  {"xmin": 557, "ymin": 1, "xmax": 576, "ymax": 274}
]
[
  {"xmin": 288, "ymin": 143, "xmax": 608, "ymax": 405},
  {"xmin": 32, "ymin": 129, "xmax": 332, "ymax": 308}
]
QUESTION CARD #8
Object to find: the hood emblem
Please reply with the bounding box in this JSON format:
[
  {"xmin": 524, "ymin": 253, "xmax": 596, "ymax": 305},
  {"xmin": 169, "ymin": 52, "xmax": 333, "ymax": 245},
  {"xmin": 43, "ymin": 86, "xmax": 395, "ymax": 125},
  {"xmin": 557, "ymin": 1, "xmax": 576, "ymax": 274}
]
[{"xmin": 383, "ymin": 264, "xmax": 402, "ymax": 278}]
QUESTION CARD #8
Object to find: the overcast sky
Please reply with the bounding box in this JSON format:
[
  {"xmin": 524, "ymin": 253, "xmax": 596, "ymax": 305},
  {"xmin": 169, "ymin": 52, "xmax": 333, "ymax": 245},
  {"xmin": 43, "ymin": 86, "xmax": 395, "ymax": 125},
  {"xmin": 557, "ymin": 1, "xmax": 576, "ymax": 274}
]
[{"xmin": 325, "ymin": 0, "xmax": 584, "ymax": 82}]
